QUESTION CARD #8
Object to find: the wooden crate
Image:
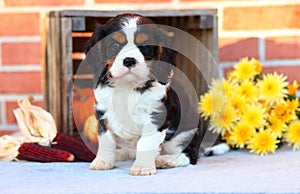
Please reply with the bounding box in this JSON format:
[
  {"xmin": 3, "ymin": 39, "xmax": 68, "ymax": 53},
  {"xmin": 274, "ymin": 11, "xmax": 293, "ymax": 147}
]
[{"xmin": 42, "ymin": 9, "xmax": 219, "ymax": 135}]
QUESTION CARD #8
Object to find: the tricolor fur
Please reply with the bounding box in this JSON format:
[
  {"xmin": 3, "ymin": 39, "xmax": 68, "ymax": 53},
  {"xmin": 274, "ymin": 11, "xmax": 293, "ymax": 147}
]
[{"xmin": 85, "ymin": 14, "xmax": 210, "ymax": 176}]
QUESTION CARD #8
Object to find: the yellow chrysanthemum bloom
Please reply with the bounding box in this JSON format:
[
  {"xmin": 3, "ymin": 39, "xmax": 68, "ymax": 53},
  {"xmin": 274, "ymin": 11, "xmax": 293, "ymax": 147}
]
[
  {"xmin": 233, "ymin": 57, "xmax": 256, "ymax": 80},
  {"xmin": 257, "ymin": 72, "xmax": 288, "ymax": 103},
  {"xmin": 237, "ymin": 80, "xmax": 257, "ymax": 101},
  {"xmin": 230, "ymin": 120, "xmax": 255, "ymax": 148},
  {"xmin": 267, "ymin": 114, "xmax": 287, "ymax": 138},
  {"xmin": 248, "ymin": 130, "xmax": 279, "ymax": 155},
  {"xmin": 286, "ymin": 99, "xmax": 299, "ymax": 112},
  {"xmin": 288, "ymin": 80, "xmax": 299, "ymax": 96},
  {"xmin": 250, "ymin": 58, "xmax": 263, "ymax": 74},
  {"xmin": 242, "ymin": 103, "xmax": 266, "ymax": 129},
  {"xmin": 285, "ymin": 120, "xmax": 300, "ymax": 150},
  {"xmin": 223, "ymin": 131, "xmax": 234, "ymax": 146},
  {"xmin": 228, "ymin": 94, "xmax": 247, "ymax": 114},
  {"xmin": 227, "ymin": 71, "xmax": 238, "ymax": 81},
  {"xmin": 199, "ymin": 93, "xmax": 213, "ymax": 119},
  {"xmin": 199, "ymin": 90, "xmax": 226, "ymax": 119},
  {"xmin": 211, "ymin": 79, "xmax": 236, "ymax": 98},
  {"xmin": 209, "ymin": 103, "xmax": 237, "ymax": 136},
  {"xmin": 272, "ymin": 101, "xmax": 296, "ymax": 123}
]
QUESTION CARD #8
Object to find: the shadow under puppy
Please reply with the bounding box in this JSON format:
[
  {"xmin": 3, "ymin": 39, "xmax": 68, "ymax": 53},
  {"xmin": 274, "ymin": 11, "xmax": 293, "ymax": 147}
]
[{"xmin": 84, "ymin": 13, "xmax": 213, "ymax": 176}]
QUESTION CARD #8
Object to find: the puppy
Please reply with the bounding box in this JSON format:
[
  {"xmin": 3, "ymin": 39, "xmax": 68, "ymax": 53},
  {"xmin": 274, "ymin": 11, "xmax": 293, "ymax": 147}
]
[{"xmin": 85, "ymin": 13, "xmax": 208, "ymax": 176}]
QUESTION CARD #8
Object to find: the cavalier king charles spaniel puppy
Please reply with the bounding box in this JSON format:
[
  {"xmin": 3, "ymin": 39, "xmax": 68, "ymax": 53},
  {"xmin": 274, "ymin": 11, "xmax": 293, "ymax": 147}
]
[{"xmin": 85, "ymin": 13, "xmax": 213, "ymax": 176}]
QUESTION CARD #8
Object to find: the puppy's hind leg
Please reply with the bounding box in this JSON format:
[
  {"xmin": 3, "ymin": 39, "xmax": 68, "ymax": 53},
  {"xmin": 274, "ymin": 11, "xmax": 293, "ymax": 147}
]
[{"xmin": 155, "ymin": 153, "xmax": 190, "ymax": 169}]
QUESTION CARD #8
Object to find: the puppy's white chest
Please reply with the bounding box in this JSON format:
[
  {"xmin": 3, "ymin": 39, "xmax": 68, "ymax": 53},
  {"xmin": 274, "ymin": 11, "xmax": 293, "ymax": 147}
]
[{"xmin": 94, "ymin": 82, "xmax": 166, "ymax": 141}]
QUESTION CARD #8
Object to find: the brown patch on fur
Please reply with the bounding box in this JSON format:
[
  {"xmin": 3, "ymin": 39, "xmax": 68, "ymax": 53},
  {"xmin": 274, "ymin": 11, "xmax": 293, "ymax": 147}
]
[
  {"xmin": 107, "ymin": 58, "xmax": 115, "ymax": 69},
  {"xmin": 112, "ymin": 32, "xmax": 126, "ymax": 44},
  {"xmin": 106, "ymin": 58, "xmax": 116, "ymax": 78},
  {"xmin": 135, "ymin": 33, "xmax": 149, "ymax": 44}
]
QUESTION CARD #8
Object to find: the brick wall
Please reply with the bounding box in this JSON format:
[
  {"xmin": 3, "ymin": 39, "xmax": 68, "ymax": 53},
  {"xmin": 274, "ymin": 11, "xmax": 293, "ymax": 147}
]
[{"xmin": 0, "ymin": 0, "xmax": 299, "ymax": 135}]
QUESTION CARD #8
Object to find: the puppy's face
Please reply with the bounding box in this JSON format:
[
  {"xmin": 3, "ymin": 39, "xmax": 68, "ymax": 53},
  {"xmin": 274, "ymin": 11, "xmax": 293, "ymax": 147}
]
[{"xmin": 85, "ymin": 14, "xmax": 175, "ymax": 86}]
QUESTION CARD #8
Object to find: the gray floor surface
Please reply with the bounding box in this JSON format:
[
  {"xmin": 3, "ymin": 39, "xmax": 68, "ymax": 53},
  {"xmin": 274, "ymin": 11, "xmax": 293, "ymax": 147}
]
[{"xmin": 1, "ymin": 146, "xmax": 300, "ymax": 194}]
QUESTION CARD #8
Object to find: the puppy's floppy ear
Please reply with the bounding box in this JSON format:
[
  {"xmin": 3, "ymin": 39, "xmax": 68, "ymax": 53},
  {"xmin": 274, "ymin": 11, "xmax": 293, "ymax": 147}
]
[
  {"xmin": 85, "ymin": 24, "xmax": 106, "ymax": 54},
  {"xmin": 155, "ymin": 28, "xmax": 176, "ymax": 67}
]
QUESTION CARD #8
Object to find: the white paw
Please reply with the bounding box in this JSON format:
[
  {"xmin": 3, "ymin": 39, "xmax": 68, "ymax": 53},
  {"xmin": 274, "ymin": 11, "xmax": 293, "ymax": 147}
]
[
  {"xmin": 90, "ymin": 157, "xmax": 114, "ymax": 170},
  {"xmin": 130, "ymin": 162, "xmax": 156, "ymax": 176}
]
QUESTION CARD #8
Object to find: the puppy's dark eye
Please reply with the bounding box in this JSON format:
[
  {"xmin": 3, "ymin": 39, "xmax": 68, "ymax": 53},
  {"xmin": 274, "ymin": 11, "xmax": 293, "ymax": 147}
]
[
  {"xmin": 106, "ymin": 42, "xmax": 122, "ymax": 58},
  {"xmin": 138, "ymin": 44, "xmax": 156, "ymax": 60},
  {"xmin": 111, "ymin": 42, "xmax": 121, "ymax": 53}
]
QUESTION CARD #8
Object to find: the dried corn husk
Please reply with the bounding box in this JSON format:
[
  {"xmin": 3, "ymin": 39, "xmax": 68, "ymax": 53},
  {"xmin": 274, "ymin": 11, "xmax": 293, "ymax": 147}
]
[
  {"xmin": 13, "ymin": 96, "xmax": 57, "ymax": 146},
  {"xmin": 0, "ymin": 135, "xmax": 24, "ymax": 162}
]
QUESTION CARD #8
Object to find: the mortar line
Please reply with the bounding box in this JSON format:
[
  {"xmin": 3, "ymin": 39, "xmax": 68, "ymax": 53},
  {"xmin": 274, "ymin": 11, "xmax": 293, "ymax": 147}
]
[
  {"xmin": 0, "ymin": 36, "xmax": 41, "ymax": 43},
  {"xmin": 0, "ymin": 101, "xmax": 5, "ymax": 125},
  {"xmin": 258, "ymin": 37, "xmax": 266, "ymax": 62},
  {"xmin": 0, "ymin": 65, "xmax": 42, "ymax": 72},
  {"xmin": 0, "ymin": 94, "xmax": 43, "ymax": 101}
]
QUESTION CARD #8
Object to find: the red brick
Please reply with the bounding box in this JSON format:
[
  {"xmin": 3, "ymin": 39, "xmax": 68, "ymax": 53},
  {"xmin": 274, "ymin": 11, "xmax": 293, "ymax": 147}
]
[
  {"xmin": 266, "ymin": 36, "xmax": 300, "ymax": 60},
  {"xmin": 219, "ymin": 37, "xmax": 258, "ymax": 62},
  {"xmin": 6, "ymin": 100, "xmax": 42, "ymax": 124},
  {"xmin": 5, "ymin": 0, "xmax": 84, "ymax": 6},
  {"xmin": 0, "ymin": 13, "xmax": 40, "ymax": 36},
  {"xmin": 223, "ymin": 5, "xmax": 300, "ymax": 31},
  {"xmin": 0, "ymin": 103, "xmax": 2, "ymax": 124},
  {"xmin": 5, "ymin": 101, "xmax": 18, "ymax": 124},
  {"xmin": 262, "ymin": 66, "xmax": 300, "ymax": 84},
  {"xmin": 95, "ymin": 0, "xmax": 170, "ymax": 3},
  {"xmin": 2, "ymin": 42, "xmax": 41, "ymax": 65},
  {"xmin": 0, "ymin": 72, "xmax": 41, "ymax": 94}
]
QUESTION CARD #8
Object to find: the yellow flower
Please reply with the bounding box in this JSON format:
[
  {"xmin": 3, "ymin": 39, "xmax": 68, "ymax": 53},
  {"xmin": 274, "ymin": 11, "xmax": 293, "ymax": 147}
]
[
  {"xmin": 211, "ymin": 79, "xmax": 236, "ymax": 98},
  {"xmin": 209, "ymin": 103, "xmax": 237, "ymax": 136},
  {"xmin": 257, "ymin": 72, "xmax": 288, "ymax": 103},
  {"xmin": 227, "ymin": 71, "xmax": 237, "ymax": 81},
  {"xmin": 250, "ymin": 58, "xmax": 262, "ymax": 74},
  {"xmin": 223, "ymin": 131, "xmax": 233, "ymax": 146},
  {"xmin": 233, "ymin": 57, "xmax": 256, "ymax": 80},
  {"xmin": 242, "ymin": 103, "xmax": 266, "ymax": 129},
  {"xmin": 272, "ymin": 101, "xmax": 296, "ymax": 123},
  {"xmin": 285, "ymin": 120, "xmax": 300, "ymax": 150},
  {"xmin": 286, "ymin": 99, "xmax": 299, "ymax": 112},
  {"xmin": 199, "ymin": 90, "xmax": 226, "ymax": 119},
  {"xmin": 199, "ymin": 93, "xmax": 213, "ymax": 119},
  {"xmin": 288, "ymin": 80, "xmax": 299, "ymax": 96},
  {"xmin": 228, "ymin": 94, "xmax": 247, "ymax": 113},
  {"xmin": 267, "ymin": 114, "xmax": 287, "ymax": 138},
  {"xmin": 248, "ymin": 130, "xmax": 279, "ymax": 155},
  {"xmin": 237, "ymin": 80, "xmax": 257, "ymax": 101},
  {"xmin": 230, "ymin": 120, "xmax": 255, "ymax": 148}
]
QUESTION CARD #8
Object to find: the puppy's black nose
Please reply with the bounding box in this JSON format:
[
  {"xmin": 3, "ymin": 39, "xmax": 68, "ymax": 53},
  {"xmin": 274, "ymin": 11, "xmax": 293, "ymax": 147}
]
[{"xmin": 123, "ymin": 57, "xmax": 137, "ymax": 68}]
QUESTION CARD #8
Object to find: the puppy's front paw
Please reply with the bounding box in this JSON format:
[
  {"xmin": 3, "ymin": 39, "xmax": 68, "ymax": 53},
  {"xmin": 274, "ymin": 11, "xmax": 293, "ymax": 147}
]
[
  {"xmin": 130, "ymin": 162, "xmax": 156, "ymax": 176},
  {"xmin": 90, "ymin": 157, "xmax": 114, "ymax": 170}
]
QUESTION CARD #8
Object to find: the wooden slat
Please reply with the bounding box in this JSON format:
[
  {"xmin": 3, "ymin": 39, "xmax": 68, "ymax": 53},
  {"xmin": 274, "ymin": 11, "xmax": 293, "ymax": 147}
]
[
  {"xmin": 61, "ymin": 17, "xmax": 74, "ymax": 134},
  {"xmin": 55, "ymin": 9, "xmax": 217, "ymax": 18},
  {"xmin": 72, "ymin": 52, "xmax": 85, "ymax": 60},
  {"xmin": 72, "ymin": 32, "xmax": 93, "ymax": 37},
  {"xmin": 41, "ymin": 13, "xmax": 49, "ymax": 109},
  {"xmin": 46, "ymin": 15, "xmax": 63, "ymax": 130}
]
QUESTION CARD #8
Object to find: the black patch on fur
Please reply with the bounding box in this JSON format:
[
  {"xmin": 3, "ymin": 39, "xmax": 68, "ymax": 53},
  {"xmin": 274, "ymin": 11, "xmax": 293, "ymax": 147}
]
[
  {"xmin": 94, "ymin": 65, "xmax": 108, "ymax": 88},
  {"xmin": 157, "ymin": 87, "xmax": 181, "ymax": 135},
  {"xmin": 95, "ymin": 108, "xmax": 106, "ymax": 135},
  {"xmin": 134, "ymin": 79, "xmax": 155, "ymax": 94}
]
